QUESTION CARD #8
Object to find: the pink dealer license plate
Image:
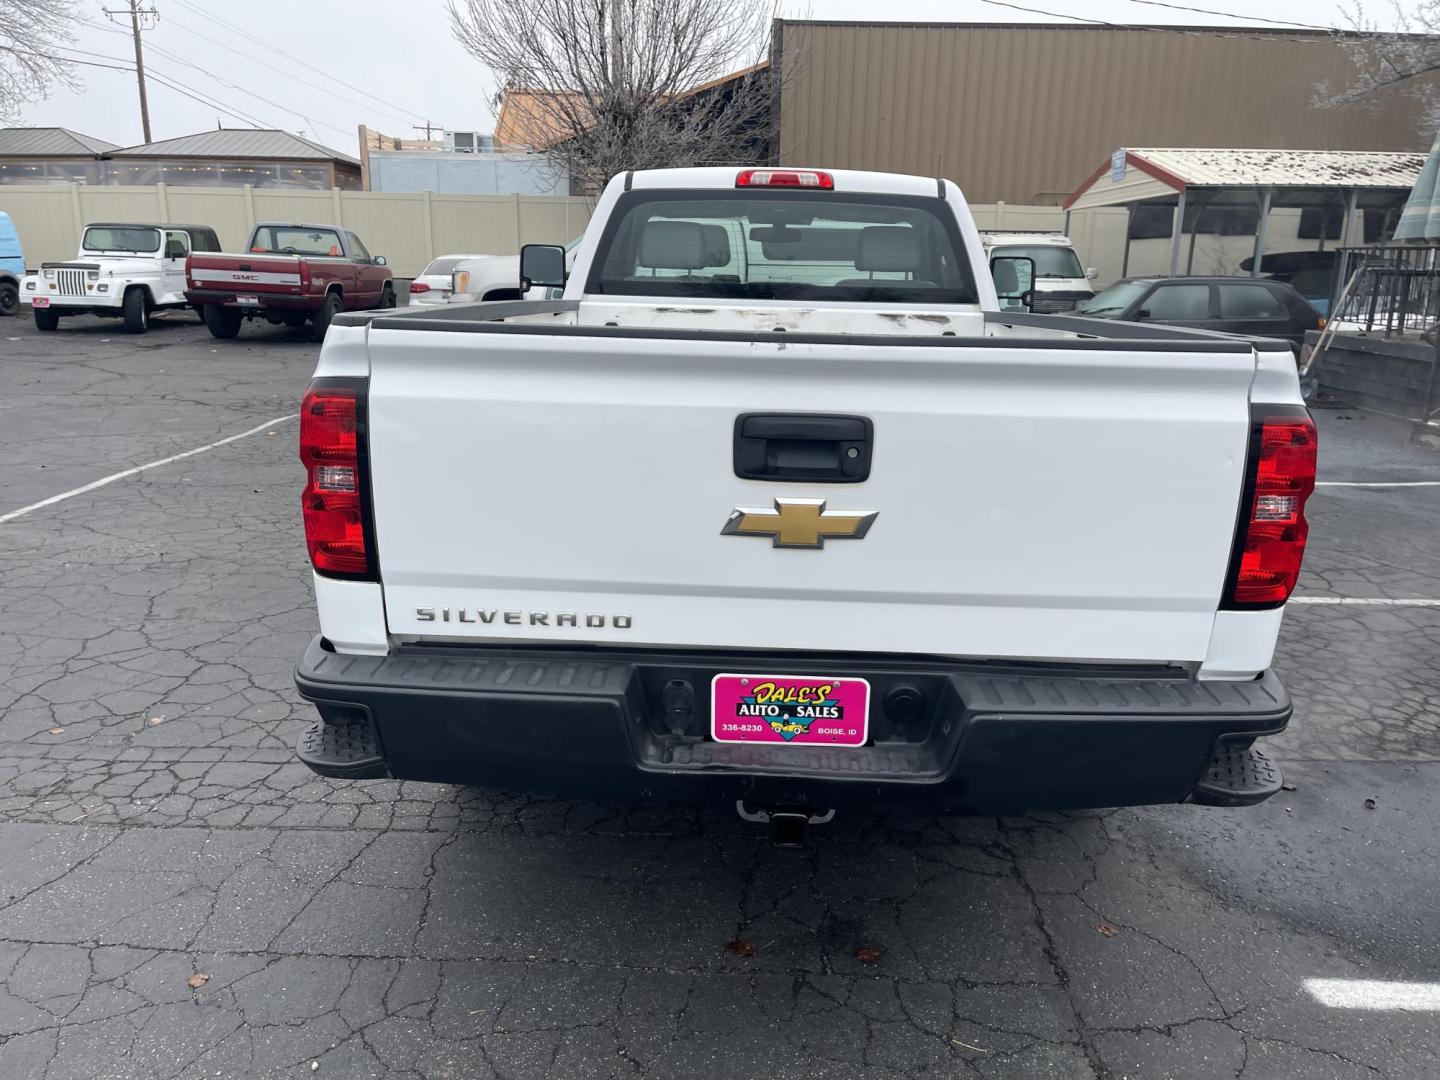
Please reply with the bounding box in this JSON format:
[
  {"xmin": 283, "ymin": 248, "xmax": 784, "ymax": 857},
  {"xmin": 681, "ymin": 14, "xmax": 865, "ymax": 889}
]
[{"xmin": 711, "ymin": 674, "xmax": 870, "ymax": 748}]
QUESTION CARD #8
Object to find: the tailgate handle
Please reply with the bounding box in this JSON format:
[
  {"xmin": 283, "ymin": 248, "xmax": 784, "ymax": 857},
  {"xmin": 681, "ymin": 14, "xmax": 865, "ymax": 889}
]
[{"xmin": 734, "ymin": 413, "xmax": 873, "ymax": 483}]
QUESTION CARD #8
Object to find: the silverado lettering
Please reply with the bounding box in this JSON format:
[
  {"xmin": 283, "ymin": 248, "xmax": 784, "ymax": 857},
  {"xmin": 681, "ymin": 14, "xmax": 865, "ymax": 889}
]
[{"xmin": 294, "ymin": 165, "xmax": 1314, "ymax": 825}]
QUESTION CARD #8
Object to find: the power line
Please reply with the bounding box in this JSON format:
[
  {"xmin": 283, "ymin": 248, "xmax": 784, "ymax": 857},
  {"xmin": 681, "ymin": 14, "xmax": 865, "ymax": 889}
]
[
  {"xmin": 167, "ymin": 0, "xmax": 433, "ymax": 124},
  {"xmin": 1120, "ymin": 0, "xmax": 1342, "ymax": 32},
  {"xmin": 160, "ymin": 14, "xmax": 423, "ymax": 130},
  {"xmin": 972, "ymin": 0, "xmax": 1347, "ymax": 42},
  {"xmin": 51, "ymin": 44, "xmax": 277, "ymax": 128}
]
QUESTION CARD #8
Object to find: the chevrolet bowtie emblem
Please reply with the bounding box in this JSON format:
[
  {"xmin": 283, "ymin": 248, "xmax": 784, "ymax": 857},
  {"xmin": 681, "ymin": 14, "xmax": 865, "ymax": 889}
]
[{"xmin": 722, "ymin": 497, "xmax": 878, "ymax": 549}]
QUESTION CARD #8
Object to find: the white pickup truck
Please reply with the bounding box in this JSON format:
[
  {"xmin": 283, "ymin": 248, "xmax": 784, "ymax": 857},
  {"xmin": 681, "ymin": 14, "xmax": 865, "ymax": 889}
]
[
  {"xmin": 24, "ymin": 222, "xmax": 221, "ymax": 333},
  {"xmin": 292, "ymin": 166, "xmax": 1315, "ymax": 836}
]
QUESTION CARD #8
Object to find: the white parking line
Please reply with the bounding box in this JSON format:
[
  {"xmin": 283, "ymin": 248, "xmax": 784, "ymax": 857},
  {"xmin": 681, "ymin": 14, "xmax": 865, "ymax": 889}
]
[
  {"xmin": 1305, "ymin": 979, "xmax": 1440, "ymax": 1011},
  {"xmin": 1291, "ymin": 597, "xmax": 1440, "ymax": 607},
  {"xmin": 1316, "ymin": 481, "xmax": 1440, "ymax": 488},
  {"xmin": 0, "ymin": 414, "xmax": 298, "ymax": 525}
]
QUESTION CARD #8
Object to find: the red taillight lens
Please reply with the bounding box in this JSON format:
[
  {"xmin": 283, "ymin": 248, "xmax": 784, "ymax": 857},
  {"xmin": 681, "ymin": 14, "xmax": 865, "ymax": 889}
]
[
  {"xmin": 410, "ymin": 281, "xmax": 430, "ymax": 293},
  {"xmin": 300, "ymin": 383, "xmax": 372, "ymax": 577},
  {"xmin": 1225, "ymin": 412, "xmax": 1317, "ymax": 608},
  {"xmin": 736, "ymin": 169, "xmax": 834, "ymax": 189}
]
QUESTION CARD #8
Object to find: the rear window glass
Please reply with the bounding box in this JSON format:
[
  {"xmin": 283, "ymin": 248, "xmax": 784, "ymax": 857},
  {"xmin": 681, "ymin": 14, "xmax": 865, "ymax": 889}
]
[
  {"xmin": 421, "ymin": 256, "xmax": 466, "ymax": 277},
  {"xmin": 250, "ymin": 226, "xmax": 343, "ymax": 257},
  {"xmin": 83, "ymin": 226, "xmax": 160, "ymax": 253},
  {"xmin": 1218, "ymin": 284, "xmax": 1286, "ymax": 318},
  {"xmin": 588, "ymin": 191, "xmax": 978, "ymax": 304}
]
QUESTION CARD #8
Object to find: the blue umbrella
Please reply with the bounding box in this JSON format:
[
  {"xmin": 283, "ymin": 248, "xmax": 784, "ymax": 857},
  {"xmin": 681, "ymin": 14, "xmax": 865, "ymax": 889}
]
[{"xmin": 1395, "ymin": 130, "xmax": 1440, "ymax": 242}]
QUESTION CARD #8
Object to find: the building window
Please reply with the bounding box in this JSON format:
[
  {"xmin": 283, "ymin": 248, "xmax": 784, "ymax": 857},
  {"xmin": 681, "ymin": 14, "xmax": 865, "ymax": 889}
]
[
  {"xmin": 1128, "ymin": 204, "xmax": 1174, "ymax": 240},
  {"xmin": 1298, "ymin": 207, "xmax": 1343, "ymax": 240},
  {"xmin": 1185, "ymin": 205, "xmax": 1260, "ymax": 236}
]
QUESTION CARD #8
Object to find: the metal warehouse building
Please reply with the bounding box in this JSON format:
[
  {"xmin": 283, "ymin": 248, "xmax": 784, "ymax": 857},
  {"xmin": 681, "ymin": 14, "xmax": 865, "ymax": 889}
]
[{"xmin": 770, "ymin": 21, "xmax": 1437, "ymax": 204}]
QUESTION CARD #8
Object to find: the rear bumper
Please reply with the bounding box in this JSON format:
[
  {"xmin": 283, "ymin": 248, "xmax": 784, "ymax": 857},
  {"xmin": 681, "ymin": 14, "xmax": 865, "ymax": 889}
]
[
  {"xmin": 185, "ymin": 288, "xmax": 314, "ymax": 311},
  {"xmin": 293, "ymin": 636, "xmax": 1291, "ymax": 813}
]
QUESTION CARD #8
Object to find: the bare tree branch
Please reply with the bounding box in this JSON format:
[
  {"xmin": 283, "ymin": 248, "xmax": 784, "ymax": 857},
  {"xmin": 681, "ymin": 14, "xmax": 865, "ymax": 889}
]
[
  {"xmin": 447, "ymin": 0, "xmax": 777, "ymax": 190},
  {"xmin": 1317, "ymin": 0, "xmax": 1440, "ymax": 132},
  {"xmin": 0, "ymin": 0, "xmax": 81, "ymax": 124}
]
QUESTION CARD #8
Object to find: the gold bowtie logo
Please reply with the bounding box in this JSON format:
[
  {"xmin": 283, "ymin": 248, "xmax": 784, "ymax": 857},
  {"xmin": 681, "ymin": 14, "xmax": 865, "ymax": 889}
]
[{"xmin": 722, "ymin": 497, "xmax": 878, "ymax": 549}]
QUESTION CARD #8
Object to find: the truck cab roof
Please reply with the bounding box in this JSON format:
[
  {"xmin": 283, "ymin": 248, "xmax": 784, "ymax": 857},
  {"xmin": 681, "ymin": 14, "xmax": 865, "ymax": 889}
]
[{"xmin": 626, "ymin": 166, "xmax": 948, "ymax": 198}]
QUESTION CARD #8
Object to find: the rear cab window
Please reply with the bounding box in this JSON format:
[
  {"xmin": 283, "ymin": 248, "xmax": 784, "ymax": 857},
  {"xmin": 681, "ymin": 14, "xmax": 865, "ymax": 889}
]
[
  {"xmin": 587, "ymin": 191, "xmax": 979, "ymax": 304},
  {"xmin": 251, "ymin": 227, "xmax": 344, "ymax": 257}
]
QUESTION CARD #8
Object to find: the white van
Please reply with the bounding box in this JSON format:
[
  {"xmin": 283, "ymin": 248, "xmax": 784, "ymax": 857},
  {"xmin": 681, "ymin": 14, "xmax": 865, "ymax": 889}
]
[{"xmin": 981, "ymin": 231, "xmax": 1096, "ymax": 313}]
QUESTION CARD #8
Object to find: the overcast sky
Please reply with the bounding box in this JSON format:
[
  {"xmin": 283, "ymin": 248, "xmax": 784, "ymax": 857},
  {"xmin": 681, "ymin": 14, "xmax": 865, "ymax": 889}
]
[{"xmin": 17, "ymin": 0, "xmax": 1385, "ymax": 154}]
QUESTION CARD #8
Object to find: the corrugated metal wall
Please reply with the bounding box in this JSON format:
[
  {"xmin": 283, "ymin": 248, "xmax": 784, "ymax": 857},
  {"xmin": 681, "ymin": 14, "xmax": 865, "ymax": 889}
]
[{"xmin": 776, "ymin": 22, "xmax": 1437, "ymax": 204}]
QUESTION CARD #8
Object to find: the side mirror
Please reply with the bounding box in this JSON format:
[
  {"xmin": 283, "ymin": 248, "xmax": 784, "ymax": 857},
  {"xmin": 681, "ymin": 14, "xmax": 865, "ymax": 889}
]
[
  {"xmin": 1085, "ymin": 267, "xmax": 1099, "ymax": 280},
  {"xmin": 374, "ymin": 255, "xmax": 387, "ymax": 267},
  {"xmin": 520, "ymin": 243, "xmax": 566, "ymax": 291},
  {"xmin": 990, "ymin": 255, "xmax": 1036, "ymax": 313},
  {"xmin": 1135, "ymin": 308, "xmax": 1152, "ymax": 320}
]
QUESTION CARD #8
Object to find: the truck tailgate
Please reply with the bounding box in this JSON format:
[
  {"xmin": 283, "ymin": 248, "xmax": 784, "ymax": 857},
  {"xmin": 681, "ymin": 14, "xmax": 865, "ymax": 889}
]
[
  {"xmin": 363, "ymin": 328, "xmax": 1256, "ymax": 664},
  {"xmin": 188, "ymin": 253, "xmax": 303, "ymax": 293}
]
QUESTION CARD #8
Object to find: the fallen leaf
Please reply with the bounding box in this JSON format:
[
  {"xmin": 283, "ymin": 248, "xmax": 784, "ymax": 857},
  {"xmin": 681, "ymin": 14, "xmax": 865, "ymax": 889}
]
[
  {"xmin": 723, "ymin": 939, "xmax": 757, "ymax": 958},
  {"xmin": 1096, "ymin": 923, "xmax": 1119, "ymax": 938},
  {"xmin": 1281, "ymin": 783, "xmax": 1297, "ymax": 792},
  {"xmin": 48, "ymin": 728, "xmax": 65, "ymax": 735},
  {"xmin": 1364, "ymin": 798, "xmax": 1377, "ymax": 810},
  {"xmin": 854, "ymin": 946, "xmax": 882, "ymax": 963},
  {"xmin": 186, "ymin": 972, "xmax": 210, "ymax": 989}
]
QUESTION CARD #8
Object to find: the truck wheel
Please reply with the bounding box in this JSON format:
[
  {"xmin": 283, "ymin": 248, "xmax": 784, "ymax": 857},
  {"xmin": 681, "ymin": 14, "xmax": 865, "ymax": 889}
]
[
  {"xmin": 380, "ymin": 283, "xmax": 396, "ymax": 309},
  {"xmin": 122, "ymin": 288, "xmax": 150, "ymax": 334},
  {"xmin": 312, "ymin": 291, "xmax": 343, "ymax": 341},
  {"xmin": 192, "ymin": 304, "xmax": 208, "ymax": 324},
  {"xmin": 34, "ymin": 307, "xmax": 59, "ymax": 332},
  {"xmin": 0, "ymin": 281, "xmax": 17, "ymax": 317},
  {"xmin": 204, "ymin": 304, "xmax": 243, "ymax": 340}
]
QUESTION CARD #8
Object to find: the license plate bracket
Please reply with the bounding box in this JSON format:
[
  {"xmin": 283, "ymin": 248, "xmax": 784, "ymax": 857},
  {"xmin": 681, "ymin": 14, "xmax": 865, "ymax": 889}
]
[
  {"xmin": 711, "ymin": 673, "xmax": 869, "ymax": 748},
  {"xmin": 236, "ymin": 295, "xmax": 259, "ymax": 306}
]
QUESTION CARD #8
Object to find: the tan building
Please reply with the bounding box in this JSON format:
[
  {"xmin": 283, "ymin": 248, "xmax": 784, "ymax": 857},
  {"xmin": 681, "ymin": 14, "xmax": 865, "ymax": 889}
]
[{"xmin": 771, "ymin": 21, "xmax": 1437, "ymax": 204}]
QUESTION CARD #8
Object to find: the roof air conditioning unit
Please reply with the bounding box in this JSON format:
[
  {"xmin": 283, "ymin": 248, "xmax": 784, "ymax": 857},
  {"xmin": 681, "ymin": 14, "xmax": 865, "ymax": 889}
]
[{"xmin": 444, "ymin": 131, "xmax": 492, "ymax": 153}]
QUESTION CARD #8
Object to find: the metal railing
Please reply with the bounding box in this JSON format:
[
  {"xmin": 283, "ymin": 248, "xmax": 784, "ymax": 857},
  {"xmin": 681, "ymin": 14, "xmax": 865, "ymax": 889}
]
[{"xmin": 1331, "ymin": 244, "xmax": 1440, "ymax": 336}]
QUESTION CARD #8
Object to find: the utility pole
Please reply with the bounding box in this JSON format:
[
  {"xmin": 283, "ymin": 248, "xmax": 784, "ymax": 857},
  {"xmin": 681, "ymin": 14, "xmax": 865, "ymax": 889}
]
[
  {"xmin": 104, "ymin": 0, "xmax": 159, "ymax": 143},
  {"xmin": 412, "ymin": 121, "xmax": 439, "ymax": 140}
]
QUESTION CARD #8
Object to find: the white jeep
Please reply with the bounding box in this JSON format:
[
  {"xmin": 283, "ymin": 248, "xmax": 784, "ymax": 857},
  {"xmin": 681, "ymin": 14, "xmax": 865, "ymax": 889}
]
[{"xmin": 23, "ymin": 222, "xmax": 221, "ymax": 334}]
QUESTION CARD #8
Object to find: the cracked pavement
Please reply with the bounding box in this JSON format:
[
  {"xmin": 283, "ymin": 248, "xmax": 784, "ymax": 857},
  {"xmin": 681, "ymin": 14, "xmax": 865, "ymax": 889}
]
[{"xmin": 2, "ymin": 314, "xmax": 1439, "ymax": 1078}]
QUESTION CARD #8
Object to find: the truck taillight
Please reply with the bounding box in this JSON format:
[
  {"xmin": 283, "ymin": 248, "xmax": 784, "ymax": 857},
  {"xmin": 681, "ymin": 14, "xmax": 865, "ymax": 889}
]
[
  {"xmin": 300, "ymin": 260, "xmax": 312, "ymax": 292},
  {"xmin": 300, "ymin": 380, "xmax": 375, "ymax": 579},
  {"xmin": 736, "ymin": 169, "xmax": 834, "ymax": 189},
  {"xmin": 1222, "ymin": 409, "xmax": 1317, "ymax": 609}
]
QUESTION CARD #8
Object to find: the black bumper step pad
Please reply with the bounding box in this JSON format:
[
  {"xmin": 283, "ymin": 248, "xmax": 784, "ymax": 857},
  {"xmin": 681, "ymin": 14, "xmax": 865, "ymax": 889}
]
[{"xmin": 1191, "ymin": 741, "xmax": 1284, "ymax": 807}]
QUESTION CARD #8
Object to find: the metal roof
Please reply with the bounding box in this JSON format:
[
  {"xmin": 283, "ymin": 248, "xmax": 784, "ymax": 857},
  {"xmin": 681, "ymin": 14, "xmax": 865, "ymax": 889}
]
[
  {"xmin": 0, "ymin": 127, "xmax": 120, "ymax": 157},
  {"xmin": 1065, "ymin": 148, "xmax": 1426, "ymax": 210},
  {"xmin": 109, "ymin": 129, "xmax": 359, "ymax": 165},
  {"xmin": 1122, "ymin": 148, "xmax": 1426, "ymax": 188}
]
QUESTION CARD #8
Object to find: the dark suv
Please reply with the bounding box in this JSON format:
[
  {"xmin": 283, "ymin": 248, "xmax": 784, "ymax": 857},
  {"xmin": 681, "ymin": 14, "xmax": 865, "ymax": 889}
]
[{"xmin": 1075, "ymin": 276, "xmax": 1323, "ymax": 351}]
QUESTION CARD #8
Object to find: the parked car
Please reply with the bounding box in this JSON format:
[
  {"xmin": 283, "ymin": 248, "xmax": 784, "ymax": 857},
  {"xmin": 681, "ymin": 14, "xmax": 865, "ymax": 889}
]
[
  {"xmin": 0, "ymin": 211, "xmax": 23, "ymax": 317},
  {"xmin": 981, "ymin": 231, "xmax": 1096, "ymax": 312},
  {"xmin": 186, "ymin": 223, "xmax": 394, "ymax": 341},
  {"xmin": 1238, "ymin": 250, "xmax": 1337, "ymax": 316},
  {"xmin": 1074, "ymin": 276, "xmax": 1324, "ymax": 351},
  {"xmin": 408, "ymin": 253, "xmax": 487, "ymax": 306},
  {"xmin": 448, "ymin": 237, "xmax": 583, "ymax": 303},
  {"xmin": 22, "ymin": 222, "xmax": 221, "ymax": 333},
  {"xmin": 291, "ymin": 166, "xmax": 1314, "ymax": 832}
]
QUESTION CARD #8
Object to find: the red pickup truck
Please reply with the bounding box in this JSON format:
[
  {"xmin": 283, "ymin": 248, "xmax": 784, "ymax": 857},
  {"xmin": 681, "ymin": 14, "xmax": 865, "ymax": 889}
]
[{"xmin": 186, "ymin": 222, "xmax": 394, "ymax": 341}]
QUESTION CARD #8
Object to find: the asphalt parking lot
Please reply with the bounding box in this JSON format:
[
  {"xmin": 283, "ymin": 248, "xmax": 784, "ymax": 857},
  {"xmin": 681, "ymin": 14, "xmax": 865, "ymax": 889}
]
[{"xmin": 2, "ymin": 312, "xmax": 1439, "ymax": 1080}]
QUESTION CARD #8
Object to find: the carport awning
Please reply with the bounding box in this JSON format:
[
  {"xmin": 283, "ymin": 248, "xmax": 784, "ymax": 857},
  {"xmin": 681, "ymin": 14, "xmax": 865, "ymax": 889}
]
[{"xmin": 1064, "ymin": 148, "xmax": 1426, "ymax": 211}]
